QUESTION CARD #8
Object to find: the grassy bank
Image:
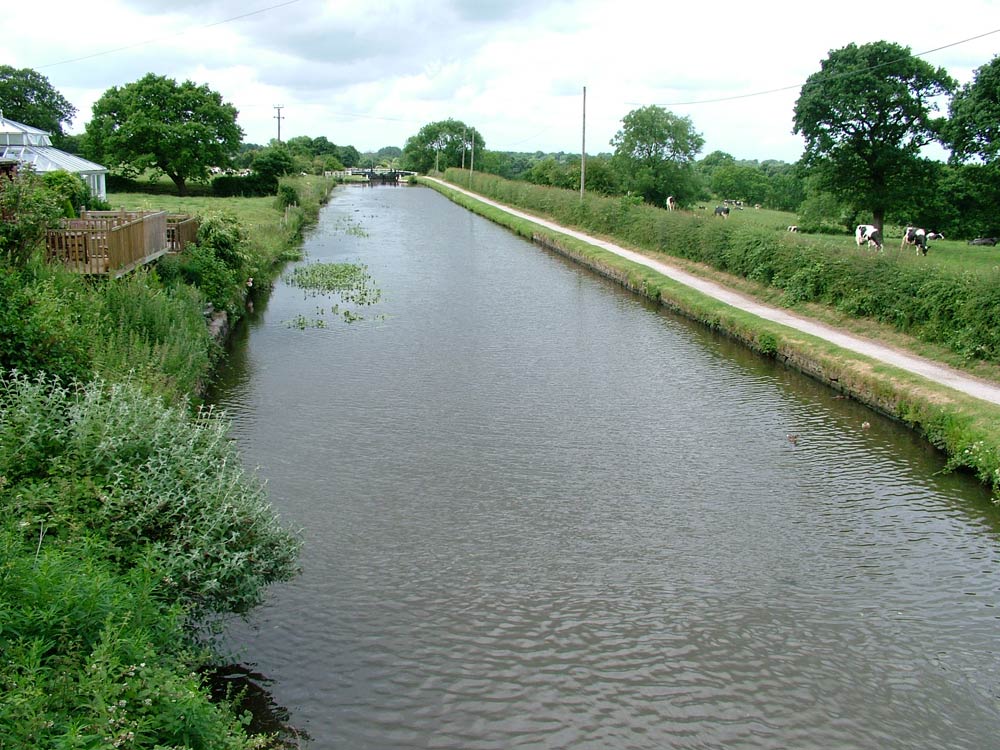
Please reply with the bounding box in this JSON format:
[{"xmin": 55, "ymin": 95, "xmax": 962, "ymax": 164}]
[
  {"xmin": 0, "ymin": 175, "xmax": 335, "ymax": 748},
  {"xmin": 422, "ymin": 175, "xmax": 1000, "ymax": 501}
]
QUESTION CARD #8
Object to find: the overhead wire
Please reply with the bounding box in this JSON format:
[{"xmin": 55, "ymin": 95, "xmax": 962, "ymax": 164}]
[
  {"xmin": 34, "ymin": 0, "xmax": 303, "ymax": 69},
  {"xmin": 629, "ymin": 27, "xmax": 1000, "ymax": 108}
]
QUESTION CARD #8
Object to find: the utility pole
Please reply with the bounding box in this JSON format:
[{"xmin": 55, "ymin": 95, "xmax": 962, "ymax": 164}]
[
  {"xmin": 580, "ymin": 86, "xmax": 587, "ymax": 200},
  {"xmin": 273, "ymin": 105, "xmax": 285, "ymax": 144},
  {"xmin": 470, "ymin": 131, "xmax": 475, "ymax": 187},
  {"xmin": 461, "ymin": 128, "xmax": 466, "ymax": 170}
]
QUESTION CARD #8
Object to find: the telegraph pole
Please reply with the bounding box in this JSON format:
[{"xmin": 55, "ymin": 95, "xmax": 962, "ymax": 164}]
[
  {"xmin": 461, "ymin": 127, "xmax": 466, "ymax": 170},
  {"xmin": 580, "ymin": 86, "xmax": 587, "ymax": 199},
  {"xmin": 470, "ymin": 131, "xmax": 475, "ymax": 187},
  {"xmin": 273, "ymin": 105, "xmax": 285, "ymax": 144}
]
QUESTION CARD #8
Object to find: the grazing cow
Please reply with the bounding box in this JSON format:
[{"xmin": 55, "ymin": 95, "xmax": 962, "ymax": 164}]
[
  {"xmin": 787, "ymin": 225, "xmax": 799, "ymax": 232},
  {"xmin": 926, "ymin": 231, "xmax": 944, "ymax": 241},
  {"xmin": 901, "ymin": 226, "xmax": 928, "ymax": 255},
  {"xmin": 968, "ymin": 237, "xmax": 998, "ymax": 246},
  {"xmin": 666, "ymin": 195, "xmax": 677, "ymax": 211},
  {"xmin": 855, "ymin": 224, "xmax": 883, "ymax": 250},
  {"xmin": 714, "ymin": 206, "xmax": 730, "ymax": 218}
]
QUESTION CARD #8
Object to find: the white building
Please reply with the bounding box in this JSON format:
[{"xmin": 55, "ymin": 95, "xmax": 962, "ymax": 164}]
[{"xmin": 0, "ymin": 114, "xmax": 107, "ymax": 200}]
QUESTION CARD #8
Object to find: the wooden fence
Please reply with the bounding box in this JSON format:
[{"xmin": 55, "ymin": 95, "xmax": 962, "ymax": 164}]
[
  {"xmin": 46, "ymin": 209, "xmax": 198, "ymax": 276},
  {"xmin": 166, "ymin": 213, "xmax": 199, "ymax": 251}
]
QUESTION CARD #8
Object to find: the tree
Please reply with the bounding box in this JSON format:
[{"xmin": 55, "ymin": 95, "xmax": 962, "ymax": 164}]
[
  {"xmin": 610, "ymin": 105, "xmax": 704, "ymax": 205},
  {"xmin": 792, "ymin": 41, "xmax": 955, "ymax": 234},
  {"xmin": 252, "ymin": 145, "xmax": 295, "ymax": 191},
  {"xmin": 0, "ymin": 66, "xmax": 76, "ymax": 141},
  {"xmin": 948, "ymin": 55, "xmax": 1000, "ymax": 165},
  {"xmin": 710, "ymin": 164, "xmax": 771, "ymax": 204},
  {"xmin": 401, "ymin": 119, "xmax": 484, "ymax": 173},
  {"xmin": 85, "ymin": 74, "xmax": 243, "ymax": 196}
]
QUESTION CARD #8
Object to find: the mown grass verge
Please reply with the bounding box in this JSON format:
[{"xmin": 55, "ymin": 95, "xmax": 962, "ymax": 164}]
[{"xmin": 421, "ymin": 175, "xmax": 1000, "ymax": 501}]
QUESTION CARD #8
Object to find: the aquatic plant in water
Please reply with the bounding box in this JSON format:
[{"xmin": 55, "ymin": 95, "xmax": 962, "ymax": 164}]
[{"xmin": 284, "ymin": 261, "xmax": 383, "ymax": 324}]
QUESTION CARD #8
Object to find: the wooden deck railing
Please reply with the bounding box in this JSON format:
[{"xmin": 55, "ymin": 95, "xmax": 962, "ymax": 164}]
[
  {"xmin": 46, "ymin": 209, "xmax": 195, "ymax": 276},
  {"xmin": 166, "ymin": 214, "xmax": 199, "ymax": 251}
]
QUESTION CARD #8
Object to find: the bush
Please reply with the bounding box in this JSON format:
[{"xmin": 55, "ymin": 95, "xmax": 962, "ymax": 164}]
[
  {"xmin": 275, "ymin": 182, "xmax": 299, "ymax": 209},
  {"xmin": 0, "ymin": 523, "xmax": 271, "ymax": 749},
  {"xmin": 0, "ymin": 168, "xmax": 63, "ymax": 266},
  {"xmin": 177, "ymin": 244, "xmax": 241, "ymax": 314},
  {"xmin": 0, "ymin": 371, "xmax": 301, "ymax": 619},
  {"xmin": 0, "ymin": 262, "xmax": 93, "ymax": 382},
  {"xmin": 197, "ymin": 212, "xmax": 250, "ymax": 271}
]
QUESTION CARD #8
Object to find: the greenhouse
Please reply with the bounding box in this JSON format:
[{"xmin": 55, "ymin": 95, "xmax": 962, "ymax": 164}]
[{"xmin": 0, "ymin": 114, "xmax": 107, "ymax": 200}]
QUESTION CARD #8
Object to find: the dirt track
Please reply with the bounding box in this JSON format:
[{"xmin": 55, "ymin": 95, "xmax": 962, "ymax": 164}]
[{"xmin": 428, "ymin": 178, "xmax": 1000, "ymax": 407}]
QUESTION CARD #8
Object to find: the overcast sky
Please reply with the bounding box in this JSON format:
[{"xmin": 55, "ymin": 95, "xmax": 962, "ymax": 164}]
[{"xmin": 4, "ymin": 0, "xmax": 999, "ymax": 163}]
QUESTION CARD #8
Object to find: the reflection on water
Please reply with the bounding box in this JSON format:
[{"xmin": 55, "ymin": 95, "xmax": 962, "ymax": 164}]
[{"xmin": 209, "ymin": 184, "xmax": 1000, "ymax": 749}]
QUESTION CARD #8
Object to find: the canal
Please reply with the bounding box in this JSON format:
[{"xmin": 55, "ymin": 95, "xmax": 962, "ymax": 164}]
[{"xmin": 209, "ymin": 184, "xmax": 1000, "ymax": 749}]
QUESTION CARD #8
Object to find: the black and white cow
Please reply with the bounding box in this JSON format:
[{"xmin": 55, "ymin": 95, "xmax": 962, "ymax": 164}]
[
  {"xmin": 855, "ymin": 224, "xmax": 882, "ymax": 250},
  {"xmin": 714, "ymin": 206, "xmax": 730, "ymax": 218},
  {"xmin": 926, "ymin": 231, "xmax": 944, "ymax": 241},
  {"xmin": 968, "ymin": 237, "xmax": 998, "ymax": 246},
  {"xmin": 666, "ymin": 195, "xmax": 677, "ymax": 211},
  {"xmin": 901, "ymin": 226, "xmax": 928, "ymax": 255}
]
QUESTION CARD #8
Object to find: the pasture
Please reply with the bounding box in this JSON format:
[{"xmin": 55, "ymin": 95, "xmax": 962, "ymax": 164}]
[{"xmin": 694, "ymin": 203, "xmax": 1000, "ymax": 277}]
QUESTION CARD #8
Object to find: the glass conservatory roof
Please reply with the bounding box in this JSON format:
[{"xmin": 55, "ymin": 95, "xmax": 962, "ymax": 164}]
[{"xmin": 0, "ymin": 114, "xmax": 106, "ymax": 174}]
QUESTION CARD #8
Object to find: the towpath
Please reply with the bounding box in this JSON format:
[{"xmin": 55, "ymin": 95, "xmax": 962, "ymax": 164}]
[{"xmin": 428, "ymin": 178, "xmax": 1000, "ymax": 407}]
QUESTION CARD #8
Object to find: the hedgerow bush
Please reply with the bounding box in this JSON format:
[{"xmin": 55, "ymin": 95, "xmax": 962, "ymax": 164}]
[
  {"xmin": 444, "ymin": 169, "xmax": 1000, "ymax": 365},
  {"xmin": 0, "ymin": 371, "xmax": 301, "ymax": 620}
]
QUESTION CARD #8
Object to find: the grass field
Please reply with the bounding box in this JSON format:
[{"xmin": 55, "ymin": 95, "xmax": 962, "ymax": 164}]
[{"xmin": 705, "ymin": 204, "xmax": 1000, "ymax": 277}]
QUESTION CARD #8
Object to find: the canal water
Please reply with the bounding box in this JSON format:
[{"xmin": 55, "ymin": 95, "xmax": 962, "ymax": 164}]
[{"xmin": 209, "ymin": 184, "xmax": 1000, "ymax": 749}]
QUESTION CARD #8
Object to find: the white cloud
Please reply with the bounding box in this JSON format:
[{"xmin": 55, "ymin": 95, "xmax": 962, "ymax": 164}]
[{"xmin": 2, "ymin": 0, "xmax": 997, "ymax": 161}]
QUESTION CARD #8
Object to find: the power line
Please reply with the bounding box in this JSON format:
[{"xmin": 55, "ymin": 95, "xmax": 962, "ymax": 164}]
[
  {"xmin": 33, "ymin": 0, "xmax": 303, "ymax": 69},
  {"xmin": 630, "ymin": 27, "xmax": 1000, "ymax": 108}
]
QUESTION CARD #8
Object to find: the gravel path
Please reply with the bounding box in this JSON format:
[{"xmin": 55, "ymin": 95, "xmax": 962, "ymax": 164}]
[{"xmin": 429, "ymin": 178, "xmax": 1000, "ymax": 406}]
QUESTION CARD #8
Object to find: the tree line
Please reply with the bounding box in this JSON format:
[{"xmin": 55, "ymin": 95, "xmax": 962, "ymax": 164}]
[
  {"xmin": 400, "ymin": 42, "xmax": 1000, "ymax": 240},
  {"xmin": 3, "ymin": 39, "xmax": 998, "ymax": 236}
]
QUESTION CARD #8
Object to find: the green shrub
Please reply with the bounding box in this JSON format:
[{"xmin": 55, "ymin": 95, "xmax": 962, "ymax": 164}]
[
  {"xmin": 196, "ymin": 212, "xmax": 250, "ymax": 271},
  {"xmin": 0, "ymin": 262, "xmax": 93, "ymax": 382},
  {"xmin": 0, "ymin": 371, "xmax": 301, "ymax": 620},
  {"xmin": 0, "ymin": 168, "xmax": 63, "ymax": 266},
  {"xmin": 177, "ymin": 244, "xmax": 241, "ymax": 314},
  {"xmin": 275, "ymin": 183, "xmax": 299, "ymax": 209},
  {"xmin": 0, "ymin": 523, "xmax": 272, "ymax": 749}
]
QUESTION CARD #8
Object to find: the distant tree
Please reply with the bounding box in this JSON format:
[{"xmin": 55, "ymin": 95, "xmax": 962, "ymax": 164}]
[
  {"xmin": 0, "ymin": 66, "xmax": 76, "ymax": 140},
  {"xmin": 402, "ymin": 119, "xmax": 484, "ymax": 173},
  {"xmin": 610, "ymin": 105, "xmax": 704, "ymax": 205},
  {"xmin": 85, "ymin": 73, "xmax": 243, "ymax": 195},
  {"xmin": 948, "ymin": 55, "xmax": 1000, "ymax": 165},
  {"xmin": 338, "ymin": 145, "xmax": 361, "ymax": 168},
  {"xmin": 710, "ymin": 164, "xmax": 771, "ymax": 204},
  {"xmin": 252, "ymin": 145, "xmax": 296, "ymax": 191},
  {"xmin": 793, "ymin": 41, "xmax": 955, "ymax": 234},
  {"xmin": 377, "ymin": 146, "xmax": 402, "ymax": 160},
  {"xmin": 696, "ymin": 150, "xmax": 736, "ymax": 181}
]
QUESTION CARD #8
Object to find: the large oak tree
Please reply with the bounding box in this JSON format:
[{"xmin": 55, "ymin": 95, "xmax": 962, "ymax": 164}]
[
  {"xmin": 85, "ymin": 74, "xmax": 243, "ymax": 195},
  {"xmin": 793, "ymin": 41, "xmax": 955, "ymax": 234}
]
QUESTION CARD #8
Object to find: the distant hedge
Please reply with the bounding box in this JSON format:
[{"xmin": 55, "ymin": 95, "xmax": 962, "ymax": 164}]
[{"xmin": 443, "ymin": 169, "xmax": 1000, "ymax": 365}]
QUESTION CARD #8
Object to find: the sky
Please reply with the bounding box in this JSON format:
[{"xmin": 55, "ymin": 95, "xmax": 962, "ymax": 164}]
[{"xmin": 4, "ymin": 0, "xmax": 999, "ymax": 163}]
